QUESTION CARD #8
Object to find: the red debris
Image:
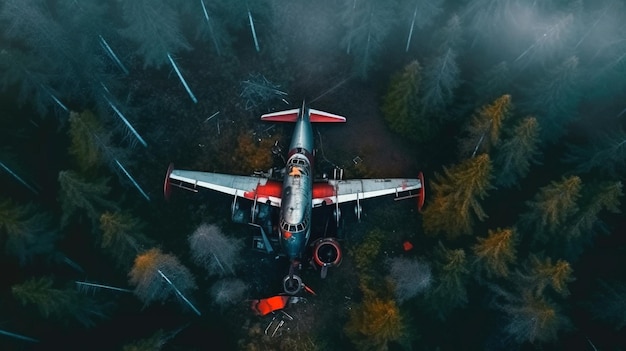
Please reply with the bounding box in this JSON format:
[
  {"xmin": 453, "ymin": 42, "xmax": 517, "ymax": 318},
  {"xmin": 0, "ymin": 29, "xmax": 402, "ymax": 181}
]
[{"xmin": 402, "ymin": 241, "xmax": 414, "ymax": 251}]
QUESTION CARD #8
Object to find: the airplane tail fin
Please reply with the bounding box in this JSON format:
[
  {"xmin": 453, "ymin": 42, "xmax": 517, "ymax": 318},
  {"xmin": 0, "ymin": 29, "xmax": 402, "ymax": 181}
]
[{"xmin": 261, "ymin": 108, "xmax": 346, "ymax": 123}]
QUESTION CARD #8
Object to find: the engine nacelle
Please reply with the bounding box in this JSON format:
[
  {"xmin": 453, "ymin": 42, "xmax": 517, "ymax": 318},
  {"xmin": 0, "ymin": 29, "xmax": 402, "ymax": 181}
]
[{"xmin": 312, "ymin": 238, "xmax": 342, "ymax": 279}]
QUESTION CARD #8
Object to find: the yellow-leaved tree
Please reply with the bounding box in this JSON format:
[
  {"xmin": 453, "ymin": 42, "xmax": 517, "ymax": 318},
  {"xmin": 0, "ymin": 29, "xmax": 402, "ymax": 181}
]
[
  {"xmin": 423, "ymin": 153, "xmax": 493, "ymax": 238},
  {"xmin": 459, "ymin": 94, "xmax": 512, "ymax": 158},
  {"xmin": 472, "ymin": 227, "xmax": 517, "ymax": 280},
  {"xmin": 345, "ymin": 295, "xmax": 404, "ymax": 351}
]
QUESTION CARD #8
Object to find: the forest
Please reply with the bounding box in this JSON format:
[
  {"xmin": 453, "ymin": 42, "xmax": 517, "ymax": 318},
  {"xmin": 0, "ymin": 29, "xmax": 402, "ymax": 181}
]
[{"xmin": 1, "ymin": 0, "xmax": 625, "ymax": 350}]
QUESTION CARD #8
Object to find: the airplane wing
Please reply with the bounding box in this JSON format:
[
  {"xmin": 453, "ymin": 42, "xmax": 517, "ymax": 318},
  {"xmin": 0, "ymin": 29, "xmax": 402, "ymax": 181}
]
[
  {"xmin": 165, "ymin": 165, "xmax": 282, "ymax": 207},
  {"xmin": 312, "ymin": 172, "xmax": 425, "ymax": 211}
]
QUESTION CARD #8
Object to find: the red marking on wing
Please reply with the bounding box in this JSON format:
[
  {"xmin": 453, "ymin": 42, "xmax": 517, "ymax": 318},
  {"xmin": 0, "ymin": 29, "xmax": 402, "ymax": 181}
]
[
  {"xmin": 243, "ymin": 180, "xmax": 283, "ymax": 200},
  {"xmin": 313, "ymin": 183, "xmax": 335, "ymax": 201},
  {"xmin": 261, "ymin": 112, "xmax": 299, "ymax": 122},
  {"xmin": 309, "ymin": 111, "xmax": 346, "ymax": 123}
]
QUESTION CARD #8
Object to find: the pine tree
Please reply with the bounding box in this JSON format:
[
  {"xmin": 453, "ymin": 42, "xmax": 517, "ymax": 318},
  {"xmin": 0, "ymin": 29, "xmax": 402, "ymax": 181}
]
[
  {"xmin": 515, "ymin": 255, "xmax": 575, "ymax": 297},
  {"xmin": 188, "ymin": 223, "xmax": 242, "ymax": 277},
  {"xmin": 68, "ymin": 110, "xmax": 104, "ymax": 173},
  {"xmin": 472, "ymin": 228, "xmax": 517, "ymax": 279},
  {"xmin": 12, "ymin": 277, "xmax": 109, "ymax": 327},
  {"xmin": 345, "ymin": 295, "xmax": 404, "ymax": 351},
  {"xmin": 122, "ymin": 330, "xmax": 167, "ymax": 351},
  {"xmin": 564, "ymin": 128, "xmax": 626, "ymax": 177},
  {"xmin": 381, "ymin": 61, "xmax": 422, "ymax": 138},
  {"xmin": 518, "ymin": 175, "xmax": 582, "ymax": 244},
  {"xmin": 586, "ymin": 279, "xmax": 626, "ymax": 330},
  {"xmin": 128, "ymin": 248, "xmax": 197, "ymax": 310},
  {"xmin": 562, "ymin": 181, "xmax": 623, "ymax": 259},
  {"xmin": 340, "ymin": 0, "xmax": 396, "ymax": 79},
  {"xmin": 494, "ymin": 117, "xmax": 542, "ymax": 188},
  {"xmin": 57, "ymin": 170, "xmax": 118, "ymax": 226},
  {"xmin": 423, "ymin": 242, "xmax": 470, "ymax": 320},
  {"xmin": 100, "ymin": 211, "xmax": 152, "ymax": 270},
  {"xmin": 403, "ymin": 0, "xmax": 444, "ymax": 52},
  {"xmin": 523, "ymin": 56, "xmax": 581, "ymax": 143},
  {"xmin": 471, "ymin": 61, "xmax": 511, "ymax": 106},
  {"xmin": 423, "ymin": 154, "xmax": 493, "ymax": 238},
  {"xmin": 0, "ymin": 199, "xmax": 57, "ymax": 264},
  {"xmin": 459, "ymin": 94, "xmax": 513, "ymax": 158},
  {"xmin": 118, "ymin": 0, "xmax": 192, "ymax": 69},
  {"xmin": 490, "ymin": 285, "xmax": 572, "ymax": 344},
  {"xmin": 420, "ymin": 48, "xmax": 460, "ymax": 114},
  {"xmin": 420, "ymin": 15, "xmax": 462, "ymax": 113}
]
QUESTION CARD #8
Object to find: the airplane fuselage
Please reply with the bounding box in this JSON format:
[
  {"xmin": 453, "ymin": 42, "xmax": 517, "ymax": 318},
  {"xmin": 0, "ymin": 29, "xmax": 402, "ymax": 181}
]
[{"xmin": 278, "ymin": 110, "xmax": 315, "ymax": 260}]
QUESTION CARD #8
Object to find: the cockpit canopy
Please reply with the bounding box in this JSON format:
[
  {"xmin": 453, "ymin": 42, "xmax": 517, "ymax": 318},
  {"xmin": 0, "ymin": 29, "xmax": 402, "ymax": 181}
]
[{"xmin": 280, "ymin": 217, "xmax": 309, "ymax": 233}]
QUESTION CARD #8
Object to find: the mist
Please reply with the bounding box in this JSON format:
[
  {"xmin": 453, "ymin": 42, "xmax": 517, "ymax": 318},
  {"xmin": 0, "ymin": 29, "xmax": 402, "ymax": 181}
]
[{"xmin": 1, "ymin": 0, "xmax": 625, "ymax": 350}]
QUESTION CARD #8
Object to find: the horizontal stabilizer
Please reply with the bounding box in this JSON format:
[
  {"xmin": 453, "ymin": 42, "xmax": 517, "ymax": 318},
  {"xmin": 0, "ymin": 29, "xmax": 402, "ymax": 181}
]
[
  {"xmin": 261, "ymin": 109, "xmax": 300, "ymax": 122},
  {"xmin": 309, "ymin": 109, "xmax": 346, "ymax": 123}
]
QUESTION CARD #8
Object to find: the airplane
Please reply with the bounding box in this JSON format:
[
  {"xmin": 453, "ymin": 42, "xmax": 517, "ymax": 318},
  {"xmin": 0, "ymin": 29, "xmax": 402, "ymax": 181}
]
[{"xmin": 164, "ymin": 101, "xmax": 425, "ymax": 295}]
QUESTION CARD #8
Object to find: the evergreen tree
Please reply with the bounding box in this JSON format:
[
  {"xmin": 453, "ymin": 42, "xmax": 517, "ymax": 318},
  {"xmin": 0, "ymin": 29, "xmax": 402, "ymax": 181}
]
[
  {"xmin": 0, "ymin": 199, "xmax": 57, "ymax": 264},
  {"xmin": 0, "ymin": 47, "xmax": 64, "ymax": 116},
  {"xmin": 402, "ymin": 0, "xmax": 444, "ymax": 51},
  {"xmin": 519, "ymin": 175, "xmax": 582, "ymax": 245},
  {"xmin": 472, "ymin": 228, "xmax": 517, "ymax": 280},
  {"xmin": 523, "ymin": 56, "xmax": 582, "ymax": 143},
  {"xmin": 122, "ymin": 330, "xmax": 167, "ymax": 351},
  {"xmin": 68, "ymin": 110, "xmax": 104, "ymax": 173},
  {"xmin": 118, "ymin": 0, "xmax": 191, "ymax": 69},
  {"xmin": 128, "ymin": 248, "xmax": 197, "ymax": 309},
  {"xmin": 471, "ymin": 61, "xmax": 511, "ymax": 106},
  {"xmin": 381, "ymin": 60, "xmax": 439, "ymax": 143},
  {"xmin": 459, "ymin": 94, "xmax": 513, "ymax": 158},
  {"xmin": 561, "ymin": 181, "xmax": 623, "ymax": 259},
  {"xmin": 423, "ymin": 242, "xmax": 470, "ymax": 320},
  {"xmin": 586, "ymin": 279, "xmax": 626, "ymax": 330},
  {"xmin": 420, "ymin": 48, "xmax": 460, "ymax": 114},
  {"xmin": 490, "ymin": 284, "xmax": 572, "ymax": 344},
  {"xmin": 515, "ymin": 255, "xmax": 575, "ymax": 298},
  {"xmin": 340, "ymin": 0, "xmax": 396, "ymax": 79},
  {"xmin": 57, "ymin": 170, "xmax": 118, "ymax": 226},
  {"xmin": 494, "ymin": 117, "xmax": 542, "ymax": 188},
  {"xmin": 513, "ymin": 13, "xmax": 574, "ymax": 68},
  {"xmin": 99, "ymin": 211, "xmax": 152, "ymax": 270},
  {"xmin": 188, "ymin": 223, "xmax": 243, "ymax": 277},
  {"xmin": 12, "ymin": 277, "xmax": 109, "ymax": 327},
  {"xmin": 381, "ymin": 61, "xmax": 422, "ymax": 138},
  {"xmin": 564, "ymin": 128, "xmax": 626, "ymax": 177},
  {"xmin": 345, "ymin": 295, "xmax": 404, "ymax": 351},
  {"xmin": 423, "ymin": 154, "xmax": 493, "ymax": 238}
]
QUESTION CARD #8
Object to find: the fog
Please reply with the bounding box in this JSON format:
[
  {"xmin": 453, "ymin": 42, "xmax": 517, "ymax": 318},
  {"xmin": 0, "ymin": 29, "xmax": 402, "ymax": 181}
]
[{"xmin": 1, "ymin": 0, "xmax": 625, "ymax": 350}]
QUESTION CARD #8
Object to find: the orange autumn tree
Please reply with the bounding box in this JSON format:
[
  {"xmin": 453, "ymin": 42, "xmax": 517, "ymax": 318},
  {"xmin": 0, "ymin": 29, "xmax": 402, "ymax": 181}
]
[
  {"xmin": 459, "ymin": 94, "xmax": 512, "ymax": 158},
  {"xmin": 515, "ymin": 255, "xmax": 575, "ymax": 297},
  {"xmin": 129, "ymin": 248, "xmax": 198, "ymax": 313},
  {"xmin": 232, "ymin": 132, "xmax": 280, "ymax": 173},
  {"xmin": 472, "ymin": 227, "xmax": 517, "ymax": 280},
  {"xmin": 423, "ymin": 153, "xmax": 493, "ymax": 238},
  {"xmin": 490, "ymin": 284, "xmax": 572, "ymax": 344},
  {"xmin": 345, "ymin": 295, "xmax": 404, "ymax": 351},
  {"xmin": 519, "ymin": 175, "xmax": 582, "ymax": 245}
]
